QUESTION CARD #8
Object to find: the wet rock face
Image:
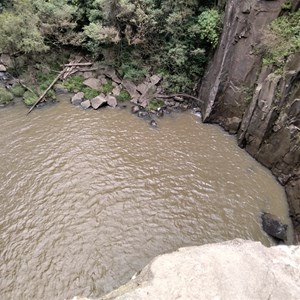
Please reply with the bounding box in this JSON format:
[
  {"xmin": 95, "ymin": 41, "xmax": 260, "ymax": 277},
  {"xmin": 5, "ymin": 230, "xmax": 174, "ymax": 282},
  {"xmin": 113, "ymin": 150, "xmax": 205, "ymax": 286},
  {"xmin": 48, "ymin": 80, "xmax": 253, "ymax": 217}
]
[
  {"xmin": 100, "ymin": 240, "xmax": 300, "ymax": 300},
  {"xmin": 199, "ymin": 0, "xmax": 286, "ymax": 125},
  {"xmin": 262, "ymin": 213, "xmax": 288, "ymax": 241},
  {"xmin": 199, "ymin": 0, "xmax": 300, "ymax": 240}
]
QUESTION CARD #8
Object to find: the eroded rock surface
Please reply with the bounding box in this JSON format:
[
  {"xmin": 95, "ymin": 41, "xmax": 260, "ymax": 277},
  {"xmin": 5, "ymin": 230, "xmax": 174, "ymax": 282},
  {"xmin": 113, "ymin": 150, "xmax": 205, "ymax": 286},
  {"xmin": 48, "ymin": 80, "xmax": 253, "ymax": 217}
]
[
  {"xmin": 99, "ymin": 240, "xmax": 300, "ymax": 300},
  {"xmin": 199, "ymin": 0, "xmax": 300, "ymax": 240}
]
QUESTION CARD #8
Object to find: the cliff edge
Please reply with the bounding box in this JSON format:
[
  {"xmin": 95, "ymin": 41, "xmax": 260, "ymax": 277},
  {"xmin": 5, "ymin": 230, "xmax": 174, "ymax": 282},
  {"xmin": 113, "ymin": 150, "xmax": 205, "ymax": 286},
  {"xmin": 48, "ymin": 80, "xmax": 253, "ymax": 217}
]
[{"xmin": 94, "ymin": 239, "xmax": 300, "ymax": 300}]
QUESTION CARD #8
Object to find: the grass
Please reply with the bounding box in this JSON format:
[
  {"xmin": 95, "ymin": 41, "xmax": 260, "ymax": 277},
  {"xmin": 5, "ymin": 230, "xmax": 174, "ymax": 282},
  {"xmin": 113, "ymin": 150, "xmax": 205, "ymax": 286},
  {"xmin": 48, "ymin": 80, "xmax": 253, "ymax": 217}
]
[
  {"xmin": 62, "ymin": 75, "xmax": 85, "ymax": 92},
  {"xmin": 10, "ymin": 84, "xmax": 25, "ymax": 97},
  {"xmin": 100, "ymin": 80, "xmax": 113, "ymax": 94},
  {"xmin": 148, "ymin": 99, "xmax": 165, "ymax": 110},
  {"xmin": 0, "ymin": 87, "xmax": 14, "ymax": 104},
  {"xmin": 23, "ymin": 91, "xmax": 38, "ymax": 106},
  {"xmin": 116, "ymin": 90, "xmax": 131, "ymax": 102},
  {"xmin": 263, "ymin": 10, "xmax": 300, "ymax": 69},
  {"xmin": 83, "ymin": 87, "xmax": 98, "ymax": 99}
]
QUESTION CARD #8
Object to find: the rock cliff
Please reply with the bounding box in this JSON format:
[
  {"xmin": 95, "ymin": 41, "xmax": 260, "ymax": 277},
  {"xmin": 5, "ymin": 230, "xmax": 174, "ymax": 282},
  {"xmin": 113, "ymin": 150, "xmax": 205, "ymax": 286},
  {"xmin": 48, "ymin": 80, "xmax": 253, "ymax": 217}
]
[
  {"xmin": 199, "ymin": 0, "xmax": 300, "ymax": 242},
  {"xmin": 96, "ymin": 239, "xmax": 300, "ymax": 300}
]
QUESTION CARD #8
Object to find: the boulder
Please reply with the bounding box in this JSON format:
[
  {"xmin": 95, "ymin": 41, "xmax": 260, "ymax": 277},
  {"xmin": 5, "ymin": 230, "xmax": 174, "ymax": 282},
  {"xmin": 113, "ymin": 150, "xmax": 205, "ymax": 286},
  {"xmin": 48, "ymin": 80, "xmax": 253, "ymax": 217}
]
[
  {"xmin": 261, "ymin": 213, "xmax": 288, "ymax": 241},
  {"xmin": 0, "ymin": 54, "xmax": 13, "ymax": 68},
  {"xmin": 83, "ymin": 78, "xmax": 101, "ymax": 90},
  {"xmin": 107, "ymin": 95, "xmax": 118, "ymax": 108},
  {"xmin": 149, "ymin": 119, "xmax": 158, "ymax": 127},
  {"xmin": 83, "ymin": 72, "xmax": 94, "ymax": 79},
  {"xmin": 0, "ymin": 64, "xmax": 7, "ymax": 72},
  {"xmin": 150, "ymin": 74, "xmax": 162, "ymax": 85},
  {"xmin": 53, "ymin": 84, "xmax": 69, "ymax": 95},
  {"xmin": 81, "ymin": 100, "xmax": 91, "ymax": 109},
  {"xmin": 71, "ymin": 92, "xmax": 84, "ymax": 105},
  {"xmin": 101, "ymin": 240, "xmax": 300, "ymax": 300},
  {"xmin": 131, "ymin": 105, "xmax": 140, "ymax": 114},
  {"xmin": 225, "ymin": 117, "xmax": 242, "ymax": 134},
  {"xmin": 104, "ymin": 68, "xmax": 122, "ymax": 84},
  {"xmin": 112, "ymin": 85, "xmax": 121, "ymax": 96},
  {"xmin": 91, "ymin": 95, "xmax": 107, "ymax": 109},
  {"xmin": 122, "ymin": 80, "xmax": 140, "ymax": 99}
]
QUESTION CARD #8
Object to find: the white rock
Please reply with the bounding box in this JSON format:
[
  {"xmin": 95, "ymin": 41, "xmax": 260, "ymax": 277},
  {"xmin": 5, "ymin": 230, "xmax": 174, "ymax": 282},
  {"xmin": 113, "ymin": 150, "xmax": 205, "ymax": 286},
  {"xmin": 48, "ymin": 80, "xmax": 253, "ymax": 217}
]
[
  {"xmin": 107, "ymin": 95, "xmax": 117, "ymax": 108},
  {"xmin": 101, "ymin": 239, "xmax": 300, "ymax": 300},
  {"xmin": 71, "ymin": 92, "xmax": 84, "ymax": 105},
  {"xmin": 0, "ymin": 64, "xmax": 7, "ymax": 72},
  {"xmin": 81, "ymin": 100, "xmax": 91, "ymax": 109},
  {"xmin": 91, "ymin": 95, "xmax": 107, "ymax": 109},
  {"xmin": 83, "ymin": 78, "xmax": 101, "ymax": 90}
]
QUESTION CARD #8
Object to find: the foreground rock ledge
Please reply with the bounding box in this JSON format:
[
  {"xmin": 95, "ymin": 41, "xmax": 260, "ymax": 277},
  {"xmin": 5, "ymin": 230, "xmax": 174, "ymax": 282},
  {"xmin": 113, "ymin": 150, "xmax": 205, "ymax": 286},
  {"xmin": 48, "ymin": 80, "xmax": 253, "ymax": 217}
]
[{"xmin": 73, "ymin": 239, "xmax": 300, "ymax": 300}]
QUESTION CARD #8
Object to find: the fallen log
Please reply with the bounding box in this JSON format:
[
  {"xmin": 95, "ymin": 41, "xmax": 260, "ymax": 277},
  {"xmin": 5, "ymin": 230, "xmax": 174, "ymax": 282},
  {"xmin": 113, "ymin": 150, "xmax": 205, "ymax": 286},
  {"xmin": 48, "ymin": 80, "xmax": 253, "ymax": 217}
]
[
  {"xmin": 18, "ymin": 81, "xmax": 38, "ymax": 97},
  {"xmin": 27, "ymin": 67, "xmax": 68, "ymax": 115},
  {"xmin": 64, "ymin": 62, "xmax": 93, "ymax": 67}
]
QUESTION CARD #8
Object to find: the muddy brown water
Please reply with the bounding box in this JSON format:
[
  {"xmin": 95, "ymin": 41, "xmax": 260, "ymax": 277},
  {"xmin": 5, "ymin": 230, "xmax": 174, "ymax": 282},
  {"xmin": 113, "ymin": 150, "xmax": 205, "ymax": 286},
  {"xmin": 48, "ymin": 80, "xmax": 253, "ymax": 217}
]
[{"xmin": 0, "ymin": 96, "xmax": 293, "ymax": 299}]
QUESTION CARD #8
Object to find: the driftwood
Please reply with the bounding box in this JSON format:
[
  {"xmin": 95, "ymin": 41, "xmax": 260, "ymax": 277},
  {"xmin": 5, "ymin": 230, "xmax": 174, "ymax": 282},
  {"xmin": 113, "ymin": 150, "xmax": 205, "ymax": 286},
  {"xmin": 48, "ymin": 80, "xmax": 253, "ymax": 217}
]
[
  {"xmin": 155, "ymin": 93, "xmax": 203, "ymax": 104},
  {"xmin": 64, "ymin": 62, "xmax": 93, "ymax": 67},
  {"xmin": 27, "ymin": 66, "xmax": 68, "ymax": 115},
  {"xmin": 62, "ymin": 57, "xmax": 83, "ymax": 80},
  {"xmin": 18, "ymin": 81, "xmax": 38, "ymax": 97}
]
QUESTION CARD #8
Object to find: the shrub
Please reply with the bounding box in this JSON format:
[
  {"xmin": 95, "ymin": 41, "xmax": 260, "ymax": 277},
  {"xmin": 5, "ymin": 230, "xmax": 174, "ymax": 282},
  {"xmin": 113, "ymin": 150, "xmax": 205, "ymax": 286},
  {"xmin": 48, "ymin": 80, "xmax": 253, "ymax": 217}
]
[
  {"xmin": 63, "ymin": 75, "xmax": 85, "ymax": 92},
  {"xmin": 23, "ymin": 91, "xmax": 38, "ymax": 106},
  {"xmin": 10, "ymin": 84, "xmax": 25, "ymax": 97},
  {"xmin": 263, "ymin": 10, "xmax": 300, "ymax": 68},
  {"xmin": 0, "ymin": 87, "xmax": 14, "ymax": 104},
  {"xmin": 148, "ymin": 99, "xmax": 165, "ymax": 111},
  {"xmin": 116, "ymin": 90, "xmax": 131, "ymax": 102},
  {"xmin": 100, "ymin": 80, "xmax": 114, "ymax": 94},
  {"xmin": 83, "ymin": 87, "xmax": 98, "ymax": 99}
]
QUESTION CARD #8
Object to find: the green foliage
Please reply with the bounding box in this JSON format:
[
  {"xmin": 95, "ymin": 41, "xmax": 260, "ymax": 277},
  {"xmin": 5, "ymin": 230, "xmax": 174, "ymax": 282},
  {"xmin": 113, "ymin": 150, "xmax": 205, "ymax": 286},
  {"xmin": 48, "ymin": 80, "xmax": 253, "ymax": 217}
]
[
  {"xmin": 116, "ymin": 90, "xmax": 131, "ymax": 102},
  {"xmin": 63, "ymin": 75, "xmax": 85, "ymax": 92},
  {"xmin": 10, "ymin": 84, "xmax": 25, "ymax": 97},
  {"xmin": 23, "ymin": 91, "xmax": 38, "ymax": 106},
  {"xmin": 119, "ymin": 62, "xmax": 148, "ymax": 82},
  {"xmin": 0, "ymin": 0, "xmax": 48, "ymax": 54},
  {"xmin": 263, "ymin": 10, "xmax": 300, "ymax": 69},
  {"xmin": 189, "ymin": 8, "xmax": 221, "ymax": 48},
  {"xmin": 82, "ymin": 87, "xmax": 98, "ymax": 99},
  {"xmin": 0, "ymin": 87, "xmax": 14, "ymax": 104},
  {"xmin": 100, "ymin": 80, "xmax": 113, "ymax": 94},
  {"xmin": 148, "ymin": 98, "xmax": 165, "ymax": 111},
  {"xmin": 281, "ymin": 1, "xmax": 292, "ymax": 11}
]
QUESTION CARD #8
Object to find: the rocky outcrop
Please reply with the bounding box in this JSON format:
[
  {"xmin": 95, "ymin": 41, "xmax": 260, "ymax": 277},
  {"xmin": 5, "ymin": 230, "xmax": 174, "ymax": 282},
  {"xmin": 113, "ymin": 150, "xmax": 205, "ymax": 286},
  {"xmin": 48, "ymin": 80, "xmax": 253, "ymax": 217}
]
[
  {"xmin": 199, "ymin": 0, "xmax": 300, "ymax": 241},
  {"xmin": 98, "ymin": 240, "xmax": 300, "ymax": 300}
]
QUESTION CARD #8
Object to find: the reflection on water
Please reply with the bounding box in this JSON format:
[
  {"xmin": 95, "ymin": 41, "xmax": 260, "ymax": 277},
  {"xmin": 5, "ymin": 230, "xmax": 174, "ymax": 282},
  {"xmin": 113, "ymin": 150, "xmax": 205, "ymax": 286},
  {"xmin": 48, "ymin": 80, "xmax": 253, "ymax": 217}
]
[{"xmin": 0, "ymin": 97, "xmax": 293, "ymax": 299}]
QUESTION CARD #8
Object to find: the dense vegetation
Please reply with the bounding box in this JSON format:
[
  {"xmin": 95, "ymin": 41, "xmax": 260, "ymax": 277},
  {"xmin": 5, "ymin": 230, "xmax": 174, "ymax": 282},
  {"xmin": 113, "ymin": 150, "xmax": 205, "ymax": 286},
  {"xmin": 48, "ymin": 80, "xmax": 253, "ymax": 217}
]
[
  {"xmin": 263, "ymin": 8, "xmax": 300, "ymax": 70},
  {"xmin": 0, "ymin": 0, "xmax": 222, "ymax": 92}
]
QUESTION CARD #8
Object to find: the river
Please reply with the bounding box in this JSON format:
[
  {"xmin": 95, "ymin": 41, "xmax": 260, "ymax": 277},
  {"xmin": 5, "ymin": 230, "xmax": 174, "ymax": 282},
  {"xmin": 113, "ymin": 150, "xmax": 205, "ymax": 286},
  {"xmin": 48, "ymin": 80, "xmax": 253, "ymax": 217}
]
[{"xmin": 0, "ymin": 96, "xmax": 293, "ymax": 299}]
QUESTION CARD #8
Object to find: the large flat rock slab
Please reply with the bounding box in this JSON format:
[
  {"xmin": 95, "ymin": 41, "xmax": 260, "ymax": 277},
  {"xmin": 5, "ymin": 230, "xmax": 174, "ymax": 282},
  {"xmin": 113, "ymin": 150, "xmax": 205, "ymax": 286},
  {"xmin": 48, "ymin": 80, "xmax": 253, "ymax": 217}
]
[{"xmin": 101, "ymin": 239, "xmax": 300, "ymax": 300}]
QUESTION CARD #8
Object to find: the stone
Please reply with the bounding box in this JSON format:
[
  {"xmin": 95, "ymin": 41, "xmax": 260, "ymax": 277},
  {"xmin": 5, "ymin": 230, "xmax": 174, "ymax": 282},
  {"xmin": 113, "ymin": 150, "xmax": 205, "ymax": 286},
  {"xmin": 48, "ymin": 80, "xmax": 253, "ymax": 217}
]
[
  {"xmin": 71, "ymin": 92, "xmax": 84, "ymax": 106},
  {"xmin": 136, "ymin": 82, "xmax": 148, "ymax": 95},
  {"xmin": 131, "ymin": 105, "xmax": 140, "ymax": 114},
  {"xmin": 149, "ymin": 119, "xmax": 158, "ymax": 128},
  {"xmin": 83, "ymin": 72, "xmax": 94, "ymax": 79},
  {"xmin": 261, "ymin": 213, "xmax": 288, "ymax": 241},
  {"xmin": 81, "ymin": 100, "xmax": 91, "ymax": 109},
  {"xmin": 101, "ymin": 240, "xmax": 300, "ymax": 300},
  {"xmin": 112, "ymin": 85, "xmax": 121, "ymax": 96},
  {"xmin": 0, "ymin": 64, "xmax": 7, "ymax": 72},
  {"xmin": 53, "ymin": 84, "xmax": 68, "ymax": 95},
  {"xmin": 150, "ymin": 74, "xmax": 162, "ymax": 85},
  {"xmin": 107, "ymin": 95, "xmax": 117, "ymax": 108},
  {"xmin": 90, "ymin": 95, "xmax": 107, "ymax": 109},
  {"xmin": 225, "ymin": 117, "xmax": 242, "ymax": 134},
  {"xmin": 137, "ymin": 110, "xmax": 150, "ymax": 119},
  {"xmin": 104, "ymin": 68, "xmax": 122, "ymax": 84},
  {"xmin": 0, "ymin": 54, "xmax": 12, "ymax": 68},
  {"xmin": 121, "ymin": 80, "xmax": 140, "ymax": 99},
  {"xmin": 83, "ymin": 78, "xmax": 101, "ymax": 90}
]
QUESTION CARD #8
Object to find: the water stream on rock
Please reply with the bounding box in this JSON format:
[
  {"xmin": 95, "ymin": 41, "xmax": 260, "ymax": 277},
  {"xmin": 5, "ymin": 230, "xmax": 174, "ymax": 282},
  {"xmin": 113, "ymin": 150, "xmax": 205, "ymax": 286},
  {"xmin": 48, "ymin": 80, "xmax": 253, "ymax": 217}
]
[{"xmin": 0, "ymin": 96, "xmax": 293, "ymax": 299}]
